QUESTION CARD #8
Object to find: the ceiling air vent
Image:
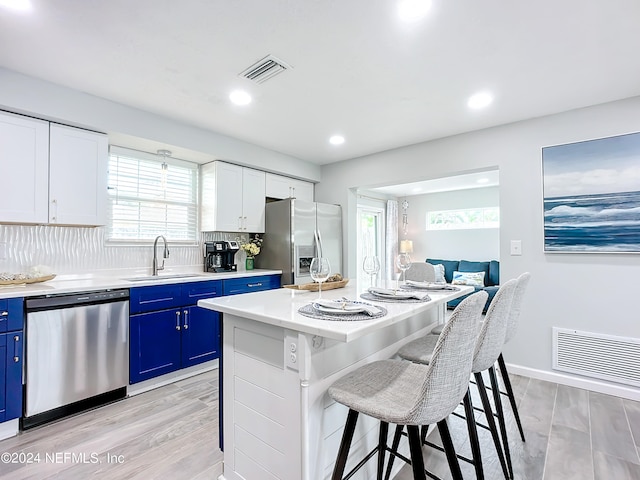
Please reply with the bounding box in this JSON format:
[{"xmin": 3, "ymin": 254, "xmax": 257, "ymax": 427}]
[{"xmin": 239, "ymin": 55, "xmax": 292, "ymax": 84}]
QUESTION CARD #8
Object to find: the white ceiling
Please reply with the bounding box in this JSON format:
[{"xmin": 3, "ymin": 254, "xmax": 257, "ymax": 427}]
[
  {"xmin": 1, "ymin": 1, "xmax": 640, "ymax": 165},
  {"xmin": 370, "ymin": 169, "xmax": 500, "ymax": 197}
]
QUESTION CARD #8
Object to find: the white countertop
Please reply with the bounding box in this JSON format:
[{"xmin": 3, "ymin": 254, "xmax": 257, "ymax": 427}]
[
  {"xmin": 0, "ymin": 269, "xmax": 282, "ymax": 299},
  {"xmin": 198, "ymin": 281, "xmax": 473, "ymax": 342}
]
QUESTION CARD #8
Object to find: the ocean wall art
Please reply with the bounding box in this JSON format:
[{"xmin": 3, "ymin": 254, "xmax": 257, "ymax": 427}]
[{"xmin": 542, "ymin": 131, "xmax": 640, "ymax": 253}]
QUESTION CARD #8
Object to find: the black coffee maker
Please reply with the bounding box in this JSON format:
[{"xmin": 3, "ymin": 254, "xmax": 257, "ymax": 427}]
[{"xmin": 204, "ymin": 241, "xmax": 240, "ymax": 272}]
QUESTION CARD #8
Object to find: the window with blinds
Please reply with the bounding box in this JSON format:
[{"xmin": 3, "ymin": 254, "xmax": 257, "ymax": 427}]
[{"xmin": 107, "ymin": 146, "xmax": 198, "ymax": 243}]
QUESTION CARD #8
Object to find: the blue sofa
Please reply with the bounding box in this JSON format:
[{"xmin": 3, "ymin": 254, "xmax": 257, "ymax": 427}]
[{"xmin": 426, "ymin": 258, "xmax": 499, "ymax": 313}]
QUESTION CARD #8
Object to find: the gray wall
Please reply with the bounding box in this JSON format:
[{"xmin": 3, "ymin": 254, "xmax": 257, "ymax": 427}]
[
  {"xmin": 317, "ymin": 95, "xmax": 640, "ymax": 380},
  {"xmin": 405, "ymin": 186, "xmax": 500, "ymax": 263}
]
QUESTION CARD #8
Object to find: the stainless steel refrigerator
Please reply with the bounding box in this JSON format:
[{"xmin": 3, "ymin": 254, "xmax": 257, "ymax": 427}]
[{"xmin": 255, "ymin": 199, "xmax": 342, "ymax": 285}]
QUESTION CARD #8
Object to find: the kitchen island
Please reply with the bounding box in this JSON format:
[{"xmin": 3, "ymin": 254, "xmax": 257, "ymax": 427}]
[{"xmin": 198, "ymin": 281, "xmax": 472, "ymax": 480}]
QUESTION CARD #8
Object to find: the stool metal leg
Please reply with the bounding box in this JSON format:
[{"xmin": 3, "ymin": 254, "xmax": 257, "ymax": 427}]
[
  {"xmin": 437, "ymin": 419, "xmax": 463, "ymax": 480},
  {"xmin": 497, "ymin": 353, "xmax": 526, "ymax": 442},
  {"xmin": 489, "ymin": 366, "xmax": 513, "ymax": 479},
  {"xmin": 384, "ymin": 425, "xmax": 404, "ymax": 480},
  {"xmin": 474, "ymin": 372, "xmax": 510, "ymax": 480},
  {"xmin": 463, "ymin": 389, "xmax": 484, "ymax": 480},
  {"xmin": 332, "ymin": 409, "xmax": 359, "ymax": 480},
  {"xmin": 378, "ymin": 421, "xmax": 389, "ymax": 480},
  {"xmin": 407, "ymin": 425, "xmax": 427, "ymax": 480}
]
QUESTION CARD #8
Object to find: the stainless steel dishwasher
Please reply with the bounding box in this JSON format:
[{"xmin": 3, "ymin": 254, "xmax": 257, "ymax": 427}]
[{"xmin": 23, "ymin": 289, "xmax": 129, "ymax": 429}]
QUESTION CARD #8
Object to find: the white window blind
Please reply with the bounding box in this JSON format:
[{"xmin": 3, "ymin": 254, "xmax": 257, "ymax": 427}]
[{"xmin": 107, "ymin": 146, "xmax": 198, "ymax": 243}]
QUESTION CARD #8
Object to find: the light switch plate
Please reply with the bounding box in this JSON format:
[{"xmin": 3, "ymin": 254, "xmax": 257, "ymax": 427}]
[{"xmin": 510, "ymin": 240, "xmax": 522, "ymax": 256}]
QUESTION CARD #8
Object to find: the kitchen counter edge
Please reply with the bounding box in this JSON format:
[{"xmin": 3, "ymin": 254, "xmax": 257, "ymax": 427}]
[{"xmin": 0, "ymin": 269, "xmax": 283, "ymax": 299}]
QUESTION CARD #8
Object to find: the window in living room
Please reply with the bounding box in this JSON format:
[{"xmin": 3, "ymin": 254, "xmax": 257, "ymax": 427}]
[{"xmin": 426, "ymin": 207, "xmax": 499, "ymax": 230}]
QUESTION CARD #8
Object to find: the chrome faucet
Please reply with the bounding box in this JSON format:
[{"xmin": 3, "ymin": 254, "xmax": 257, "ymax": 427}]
[{"xmin": 152, "ymin": 235, "xmax": 170, "ymax": 276}]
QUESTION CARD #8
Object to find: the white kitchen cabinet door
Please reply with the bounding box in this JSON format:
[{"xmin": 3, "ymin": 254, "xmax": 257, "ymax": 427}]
[
  {"xmin": 0, "ymin": 111, "xmax": 49, "ymax": 223},
  {"xmin": 265, "ymin": 172, "xmax": 314, "ymax": 202},
  {"xmin": 242, "ymin": 167, "xmax": 266, "ymax": 232},
  {"xmin": 200, "ymin": 161, "xmax": 243, "ymax": 232},
  {"xmin": 49, "ymin": 124, "xmax": 108, "ymax": 226},
  {"xmin": 200, "ymin": 161, "xmax": 265, "ymax": 232},
  {"xmin": 290, "ymin": 178, "xmax": 314, "ymax": 202}
]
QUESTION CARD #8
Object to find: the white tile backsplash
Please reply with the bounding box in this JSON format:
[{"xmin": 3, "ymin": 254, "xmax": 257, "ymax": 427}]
[{"xmin": 0, "ymin": 225, "xmax": 250, "ymax": 275}]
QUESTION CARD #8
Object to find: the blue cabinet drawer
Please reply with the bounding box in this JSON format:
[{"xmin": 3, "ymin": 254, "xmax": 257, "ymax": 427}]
[
  {"xmin": 0, "ymin": 298, "xmax": 24, "ymax": 333},
  {"xmin": 129, "ymin": 284, "xmax": 183, "ymax": 314},
  {"xmin": 181, "ymin": 280, "xmax": 222, "ymax": 305},
  {"xmin": 222, "ymin": 275, "xmax": 281, "ymax": 296},
  {"xmin": 0, "ymin": 331, "xmax": 23, "ymax": 422}
]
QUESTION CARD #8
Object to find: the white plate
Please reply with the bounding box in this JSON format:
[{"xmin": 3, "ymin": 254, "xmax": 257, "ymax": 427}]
[
  {"xmin": 405, "ymin": 281, "xmax": 452, "ymax": 290},
  {"xmin": 313, "ymin": 303, "xmax": 370, "ymax": 314},
  {"xmin": 368, "ymin": 288, "xmax": 416, "ymax": 299}
]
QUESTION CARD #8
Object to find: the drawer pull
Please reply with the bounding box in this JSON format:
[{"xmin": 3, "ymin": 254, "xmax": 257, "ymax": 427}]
[
  {"xmin": 0, "ymin": 311, "xmax": 8, "ymax": 316},
  {"xmin": 13, "ymin": 335, "xmax": 20, "ymax": 363},
  {"xmin": 247, "ymin": 283, "xmax": 263, "ymax": 288}
]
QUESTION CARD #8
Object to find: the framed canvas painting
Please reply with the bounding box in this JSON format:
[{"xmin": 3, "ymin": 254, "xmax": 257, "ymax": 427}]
[{"xmin": 542, "ymin": 132, "xmax": 640, "ymax": 253}]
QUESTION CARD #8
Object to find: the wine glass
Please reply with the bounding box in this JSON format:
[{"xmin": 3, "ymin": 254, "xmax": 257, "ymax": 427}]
[
  {"xmin": 396, "ymin": 253, "xmax": 412, "ymax": 286},
  {"xmin": 362, "ymin": 256, "xmax": 381, "ymax": 288},
  {"xmin": 310, "ymin": 257, "xmax": 331, "ymax": 299}
]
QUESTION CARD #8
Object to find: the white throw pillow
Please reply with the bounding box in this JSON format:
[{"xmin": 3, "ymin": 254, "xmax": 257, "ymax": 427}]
[
  {"xmin": 434, "ymin": 264, "xmax": 446, "ymax": 283},
  {"xmin": 451, "ymin": 271, "xmax": 485, "ymax": 287}
]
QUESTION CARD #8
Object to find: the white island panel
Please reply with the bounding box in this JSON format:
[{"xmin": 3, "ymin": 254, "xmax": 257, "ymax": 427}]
[{"xmin": 199, "ymin": 282, "xmax": 472, "ymax": 480}]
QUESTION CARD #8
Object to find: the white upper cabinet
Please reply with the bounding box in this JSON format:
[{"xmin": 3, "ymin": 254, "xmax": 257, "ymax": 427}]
[
  {"xmin": 201, "ymin": 161, "xmax": 266, "ymax": 232},
  {"xmin": 265, "ymin": 172, "xmax": 314, "ymax": 202},
  {"xmin": 49, "ymin": 124, "xmax": 108, "ymax": 226},
  {"xmin": 0, "ymin": 111, "xmax": 50, "ymax": 223},
  {"xmin": 0, "ymin": 111, "xmax": 108, "ymax": 226}
]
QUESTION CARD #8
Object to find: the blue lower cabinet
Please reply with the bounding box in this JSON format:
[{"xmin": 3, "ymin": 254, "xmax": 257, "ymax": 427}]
[
  {"xmin": 129, "ymin": 281, "xmax": 223, "ymax": 384},
  {"xmin": 1, "ymin": 297, "xmax": 24, "ymax": 423},
  {"xmin": 181, "ymin": 307, "xmax": 220, "ymax": 368},
  {"xmin": 130, "ymin": 309, "xmax": 182, "ymax": 383},
  {"xmin": 222, "ymin": 274, "xmax": 281, "ymax": 296}
]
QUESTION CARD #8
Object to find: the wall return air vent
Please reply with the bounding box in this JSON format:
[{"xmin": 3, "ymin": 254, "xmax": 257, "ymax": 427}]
[
  {"xmin": 552, "ymin": 327, "xmax": 640, "ymax": 388},
  {"xmin": 239, "ymin": 54, "xmax": 292, "ymax": 84}
]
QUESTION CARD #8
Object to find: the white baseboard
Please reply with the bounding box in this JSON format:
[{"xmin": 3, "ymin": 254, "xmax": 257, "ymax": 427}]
[
  {"xmin": 0, "ymin": 419, "xmax": 19, "ymax": 441},
  {"xmin": 506, "ymin": 362, "xmax": 640, "ymax": 401},
  {"xmin": 127, "ymin": 360, "xmax": 219, "ymax": 396}
]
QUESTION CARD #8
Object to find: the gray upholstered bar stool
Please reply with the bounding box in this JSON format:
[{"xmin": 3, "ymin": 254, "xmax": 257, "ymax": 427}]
[
  {"xmin": 393, "ymin": 278, "xmax": 518, "ymax": 480},
  {"xmin": 496, "ymin": 272, "xmax": 531, "ymax": 443},
  {"xmin": 328, "ymin": 291, "xmax": 487, "ymax": 480},
  {"xmin": 404, "ymin": 262, "xmax": 436, "ymax": 282}
]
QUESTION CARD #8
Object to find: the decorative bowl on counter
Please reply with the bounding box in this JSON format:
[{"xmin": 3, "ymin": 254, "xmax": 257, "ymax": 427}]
[
  {"xmin": 284, "ymin": 278, "xmax": 349, "ymax": 291},
  {"xmin": 0, "ymin": 273, "xmax": 56, "ymax": 286}
]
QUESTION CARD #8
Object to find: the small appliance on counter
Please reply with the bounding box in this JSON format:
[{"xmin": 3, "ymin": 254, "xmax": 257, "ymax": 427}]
[{"xmin": 205, "ymin": 241, "xmax": 240, "ymax": 272}]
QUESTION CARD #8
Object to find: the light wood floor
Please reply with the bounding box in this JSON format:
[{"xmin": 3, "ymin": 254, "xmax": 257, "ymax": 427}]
[
  {"xmin": 0, "ymin": 368, "xmax": 638, "ymax": 480},
  {"xmin": 0, "ymin": 370, "xmax": 222, "ymax": 479}
]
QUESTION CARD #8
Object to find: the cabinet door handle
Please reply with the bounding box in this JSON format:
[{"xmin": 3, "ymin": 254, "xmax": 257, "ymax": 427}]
[
  {"xmin": 183, "ymin": 309, "xmax": 189, "ymax": 329},
  {"xmin": 13, "ymin": 335, "xmax": 20, "ymax": 363},
  {"xmin": 175, "ymin": 311, "xmax": 181, "ymax": 330},
  {"xmin": 51, "ymin": 198, "xmax": 58, "ymax": 222},
  {"xmin": 0, "ymin": 311, "xmax": 8, "ymax": 317},
  {"xmin": 247, "ymin": 283, "xmax": 263, "ymax": 288}
]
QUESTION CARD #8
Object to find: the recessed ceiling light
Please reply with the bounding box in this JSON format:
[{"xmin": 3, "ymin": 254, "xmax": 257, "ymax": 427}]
[
  {"xmin": 467, "ymin": 91, "xmax": 493, "ymax": 110},
  {"xmin": 329, "ymin": 135, "xmax": 345, "ymax": 145},
  {"xmin": 397, "ymin": 0, "xmax": 432, "ymax": 22},
  {"xmin": 0, "ymin": 0, "xmax": 32, "ymax": 12},
  {"xmin": 229, "ymin": 90, "xmax": 252, "ymax": 106}
]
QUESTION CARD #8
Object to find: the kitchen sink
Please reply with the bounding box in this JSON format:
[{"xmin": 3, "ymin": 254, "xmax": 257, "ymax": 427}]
[{"xmin": 123, "ymin": 274, "xmax": 205, "ymax": 282}]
